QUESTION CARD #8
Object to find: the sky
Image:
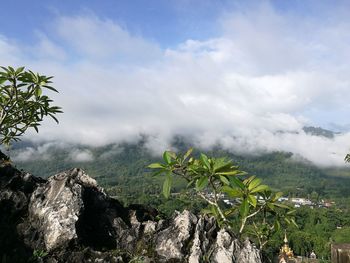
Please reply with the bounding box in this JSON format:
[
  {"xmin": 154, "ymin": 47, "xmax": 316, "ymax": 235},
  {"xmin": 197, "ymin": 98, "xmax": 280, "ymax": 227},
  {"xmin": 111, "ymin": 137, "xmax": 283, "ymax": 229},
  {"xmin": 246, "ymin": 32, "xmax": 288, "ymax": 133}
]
[{"xmin": 2, "ymin": 0, "xmax": 350, "ymax": 166}]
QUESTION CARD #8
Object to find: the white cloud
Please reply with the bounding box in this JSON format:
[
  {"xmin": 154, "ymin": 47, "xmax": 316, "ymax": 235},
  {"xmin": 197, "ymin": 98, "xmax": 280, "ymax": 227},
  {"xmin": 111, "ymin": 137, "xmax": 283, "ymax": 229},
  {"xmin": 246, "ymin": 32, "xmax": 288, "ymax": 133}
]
[
  {"xmin": 2, "ymin": 5, "xmax": 350, "ymax": 167},
  {"xmin": 32, "ymin": 32, "xmax": 67, "ymax": 61},
  {"xmin": 12, "ymin": 142, "xmax": 94, "ymax": 163},
  {"xmin": 12, "ymin": 142, "xmax": 67, "ymax": 162},
  {"xmin": 99, "ymin": 144, "xmax": 124, "ymax": 159},
  {"xmin": 55, "ymin": 14, "xmax": 162, "ymax": 63},
  {"xmin": 0, "ymin": 35, "xmax": 21, "ymax": 66},
  {"xmin": 68, "ymin": 149, "xmax": 94, "ymax": 162}
]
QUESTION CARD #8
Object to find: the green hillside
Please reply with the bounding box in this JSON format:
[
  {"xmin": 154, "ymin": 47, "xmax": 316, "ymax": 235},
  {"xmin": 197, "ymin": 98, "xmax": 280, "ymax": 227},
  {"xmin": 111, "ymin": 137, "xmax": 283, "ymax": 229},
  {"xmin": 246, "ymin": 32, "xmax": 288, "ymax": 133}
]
[{"xmin": 10, "ymin": 140, "xmax": 350, "ymax": 201}]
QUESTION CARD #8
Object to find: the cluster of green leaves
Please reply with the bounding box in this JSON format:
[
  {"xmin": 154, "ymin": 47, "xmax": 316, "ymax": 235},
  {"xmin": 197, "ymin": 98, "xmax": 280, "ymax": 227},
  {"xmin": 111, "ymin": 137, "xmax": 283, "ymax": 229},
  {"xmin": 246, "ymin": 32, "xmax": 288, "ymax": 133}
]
[
  {"xmin": 345, "ymin": 153, "xmax": 350, "ymax": 163},
  {"xmin": 148, "ymin": 149, "xmax": 296, "ymax": 249},
  {"xmin": 0, "ymin": 66, "xmax": 62, "ymax": 145}
]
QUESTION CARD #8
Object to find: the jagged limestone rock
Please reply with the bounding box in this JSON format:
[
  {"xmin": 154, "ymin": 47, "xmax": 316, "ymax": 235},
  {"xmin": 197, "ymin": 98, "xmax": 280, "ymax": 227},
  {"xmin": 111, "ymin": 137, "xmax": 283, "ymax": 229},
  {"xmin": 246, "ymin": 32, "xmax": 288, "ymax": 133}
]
[
  {"xmin": 234, "ymin": 238, "xmax": 261, "ymax": 263},
  {"xmin": 188, "ymin": 216, "xmax": 205, "ymax": 263},
  {"xmin": 24, "ymin": 169, "xmax": 93, "ymax": 251},
  {"xmin": 155, "ymin": 210, "xmax": 262, "ymax": 263},
  {"xmin": 155, "ymin": 210, "xmax": 197, "ymax": 260},
  {"xmin": 0, "ymin": 158, "xmax": 262, "ymax": 263},
  {"xmin": 210, "ymin": 229, "xmax": 235, "ymax": 263}
]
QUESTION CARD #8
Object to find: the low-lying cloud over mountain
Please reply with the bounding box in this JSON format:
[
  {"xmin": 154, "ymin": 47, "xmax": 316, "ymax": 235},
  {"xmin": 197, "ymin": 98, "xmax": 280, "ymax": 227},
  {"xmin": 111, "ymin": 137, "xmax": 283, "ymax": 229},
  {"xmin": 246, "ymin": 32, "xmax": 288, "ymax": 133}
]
[{"xmin": 1, "ymin": 2, "xmax": 350, "ymax": 166}]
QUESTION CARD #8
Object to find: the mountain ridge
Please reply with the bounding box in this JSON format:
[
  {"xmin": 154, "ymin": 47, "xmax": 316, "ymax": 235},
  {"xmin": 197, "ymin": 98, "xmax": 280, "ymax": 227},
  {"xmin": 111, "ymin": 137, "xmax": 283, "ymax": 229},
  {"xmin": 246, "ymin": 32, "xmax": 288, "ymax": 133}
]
[{"xmin": 8, "ymin": 133, "xmax": 350, "ymax": 203}]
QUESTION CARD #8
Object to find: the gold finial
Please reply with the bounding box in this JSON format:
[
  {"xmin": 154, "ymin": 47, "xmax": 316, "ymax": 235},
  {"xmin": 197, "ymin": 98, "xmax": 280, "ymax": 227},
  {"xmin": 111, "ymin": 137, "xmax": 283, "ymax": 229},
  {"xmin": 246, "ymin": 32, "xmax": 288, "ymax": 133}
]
[
  {"xmin": 284, "ymin": 229, "xmax": 288, "ymax": 243},
  {"xmin": 279, "ymin": 230, "xmax": 294, "ymax": 259}
]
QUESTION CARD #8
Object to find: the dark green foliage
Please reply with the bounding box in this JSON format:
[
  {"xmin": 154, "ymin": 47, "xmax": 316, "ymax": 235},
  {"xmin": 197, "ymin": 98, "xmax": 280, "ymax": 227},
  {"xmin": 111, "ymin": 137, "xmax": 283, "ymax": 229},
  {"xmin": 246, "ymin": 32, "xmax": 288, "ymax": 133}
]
[
  {"xmin": 288, "ymin": 206, "xmax": 350, "ymax": 260},
  {"xmin": 332, "ymin": 227, "xmax": 350, "ymax": 243}
]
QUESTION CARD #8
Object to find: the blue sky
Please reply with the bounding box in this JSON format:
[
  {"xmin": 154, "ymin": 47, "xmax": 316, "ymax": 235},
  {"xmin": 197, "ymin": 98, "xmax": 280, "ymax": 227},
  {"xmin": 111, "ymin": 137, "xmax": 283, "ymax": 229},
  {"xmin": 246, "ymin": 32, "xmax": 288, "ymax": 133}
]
[
  {"xmin": 4, "ymin": 0, "xmax": 346, "ymax": 47},
  {"xmin": 2, "ymin": 0, "xmax": 350, "ymax": 166},
  {"xmin": 3, "ymin": 0, "xmax": 226, "ymax": 47}
]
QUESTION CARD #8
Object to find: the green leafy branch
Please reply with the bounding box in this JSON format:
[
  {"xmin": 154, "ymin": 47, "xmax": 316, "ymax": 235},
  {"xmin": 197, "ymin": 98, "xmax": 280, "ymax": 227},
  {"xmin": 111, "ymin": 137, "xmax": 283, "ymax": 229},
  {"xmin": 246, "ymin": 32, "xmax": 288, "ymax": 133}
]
[
  {"xmin": 148, "ymin": 148, "xmax": 296, "ymax": 246},
  {"xmin": 0, "ymin": 66, "xmax": 62, "ymax": 145}
]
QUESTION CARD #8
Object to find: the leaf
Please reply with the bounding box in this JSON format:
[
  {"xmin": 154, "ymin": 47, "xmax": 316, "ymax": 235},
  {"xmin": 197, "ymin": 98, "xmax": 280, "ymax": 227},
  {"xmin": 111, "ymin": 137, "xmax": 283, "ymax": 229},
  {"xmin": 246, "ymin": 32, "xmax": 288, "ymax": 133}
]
[
  {"xmin": 287, "ymin": 209, "xmax": 296, "ymax": 215},
  {"xmin": 212, "ymin": 158, "xmax": 232, "ymax": 172},
  {"xmin": 291, "ymin": 218, "xmax": 298, "ymax": 228},
  {"xmin": 196, "ymin": 176, "xmax": 209, "ymax": 191},
  {"xmin": 229, "ymin": 176, "xmax": 245, "ymax": 190},
  {"xmin": 186, "ymin": 179, "xmax": 196, "ymax": 188},
  {"xmin": 43, "ymin": 85, "xmax": 58, "ymax": 93},
  {"xmin": 224, "ymin": 207, "xmax": 237, "ymax": 217},
  {"xmin": 272, "ymin": 191, "xmax": 284, "ymax": 201},
  {"xmin": 240, "ymin": 199, "xmax": 249, "ymax": 218},
  {"xmin": 15, "ymin": 67, "xmax": 25, "ymax": 75},
  {"xmin": 267, "ymin": 203, "xmax": 275, "ymax": 210},
  {"xmin": 200, "ymin": 153, "xmax": 210, "ymax": 170},
  {"xmin": 345, "ymin": 153, "xmax": 350, "ymax": 162},
  {"xmin": 243, "ymin": 176, "xmax": 256, "ymax": 185},
  {"xmin": 216, "ymin": 170, "xmax": 240, "ymax": 176},
  {"xmin": 163, "ymin": 173, "xmax": 172, "ymax": 199},
  {"xmin": 0, "ymin": 78, "xmax": 7, "ymax": 85},
  {"xmin": 247, "ymin": 194, "xmax": 257, "ymax": 207},
  {"xmin": 274, "ymin": 220, "xmax": 281, "ymax": 231},
  {"xmin": 0, "ymin": 66, "xmax": 10, "ymax": 73},
  {"xmin": 183, "ymin": 148, "xmax": 193, "ymax": 162},
  {"xmin": 168, "ymin": 151, "xmax": 177, "ymax": 159},
  {"xmin": 248, "ymin": 178, "xmax": 262, "ymax": 191},
  {"xmin": 250, "ymin": 184, "xmax": 269, "ymax": 194},
  {"xmin": 148, "ymin": 163, "xmax": 164, "ymax": 169},
  {"xmin": 274, "ymin": 203, "xmax": 291, "ymax": 209},
  {"xmin": 163, "ymin": 151, "xmax": 172, "ymax": 164},
  {"xmin": 35, "ymin": 87, "xmax": 42, "ymax": 97},
  {"xmin": 219, "ymin": 175, "xmax": 230, "ymax": 185},
  {"xmin": 222, "ymin": 186, "xmax": 242, "ymax": 198},
  {"xmin": 210, "ymin": 205, "xmax": 219, "ymax": 218},
  {"xmin": 49, "ymin": 114, "xmax": 59, "ymax": 123}
]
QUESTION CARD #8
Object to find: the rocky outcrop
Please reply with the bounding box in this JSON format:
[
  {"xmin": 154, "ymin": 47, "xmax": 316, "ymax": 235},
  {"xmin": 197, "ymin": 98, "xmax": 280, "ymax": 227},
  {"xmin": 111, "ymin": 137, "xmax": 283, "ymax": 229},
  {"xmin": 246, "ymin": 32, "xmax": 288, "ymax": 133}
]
[{"xmin": 0, "ymin": 154, "xmax": 262, "ymax": 263}]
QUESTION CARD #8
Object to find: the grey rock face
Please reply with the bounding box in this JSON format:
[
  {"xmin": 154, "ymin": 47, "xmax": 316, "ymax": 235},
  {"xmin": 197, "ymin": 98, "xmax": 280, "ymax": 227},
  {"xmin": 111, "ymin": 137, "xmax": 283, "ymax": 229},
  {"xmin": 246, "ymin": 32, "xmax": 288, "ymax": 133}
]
[
  {"xmin": 211, "ymin": 229, "xmax": 236, "ymax": 263},
  {"xmin": 156, "ymin": 210, "xmax": 197, "ymax": 260},
  {"xmin": 0, "ymin": 154, "xmax": 262, "ymax": 263},
  {"xmin": 235, "ymin": 238, "xmax": 261, "ymax": 263},
  {"xmin": 23, "ymin": 169, "xmax": 96, "ymax": 251},
  {"xmin": 155, "ymin": 211, "xmax": 261, "ymax": 263}
]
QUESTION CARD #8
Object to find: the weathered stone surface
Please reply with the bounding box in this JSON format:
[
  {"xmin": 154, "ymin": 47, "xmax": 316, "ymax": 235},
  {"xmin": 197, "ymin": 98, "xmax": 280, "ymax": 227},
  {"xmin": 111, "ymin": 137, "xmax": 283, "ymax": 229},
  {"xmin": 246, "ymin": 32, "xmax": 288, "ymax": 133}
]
[
  {"xmin": 156, "ymin": 210, "xmax": 197, "ymax": 261},
  {"xmin": 188, "ymin": 215, "xmax": 217, "ymax": 263},
  {"xmin": 235, "ymin": 238, "xmax": 261, "ymax": 263},
  {"xmin": 0, "ymin": 152, "xmax": 262, "ymax": 263},
  {"xmin": 23, "ymin": 169, "xmax": 89, "ymax": 251},
  {"xmin": 210, "ymin": 229, "xmax": 235, "ymax": 263}
]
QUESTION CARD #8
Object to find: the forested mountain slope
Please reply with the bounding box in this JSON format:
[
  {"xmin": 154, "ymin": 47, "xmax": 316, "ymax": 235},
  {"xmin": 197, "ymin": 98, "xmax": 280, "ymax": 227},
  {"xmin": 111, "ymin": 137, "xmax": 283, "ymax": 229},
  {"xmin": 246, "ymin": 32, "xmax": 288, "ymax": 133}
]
[{"xmin": 9, "ymin": 139, "xmax": 350, "ymax": 201}]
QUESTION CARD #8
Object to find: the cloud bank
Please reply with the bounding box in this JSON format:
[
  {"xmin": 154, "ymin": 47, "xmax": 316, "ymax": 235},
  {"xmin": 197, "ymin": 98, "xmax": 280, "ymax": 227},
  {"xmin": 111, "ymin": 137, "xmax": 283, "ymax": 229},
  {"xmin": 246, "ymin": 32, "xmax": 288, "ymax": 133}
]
[{"xmin": 2, "ymin": 3, "xmax": 350, "ymax": 166}]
